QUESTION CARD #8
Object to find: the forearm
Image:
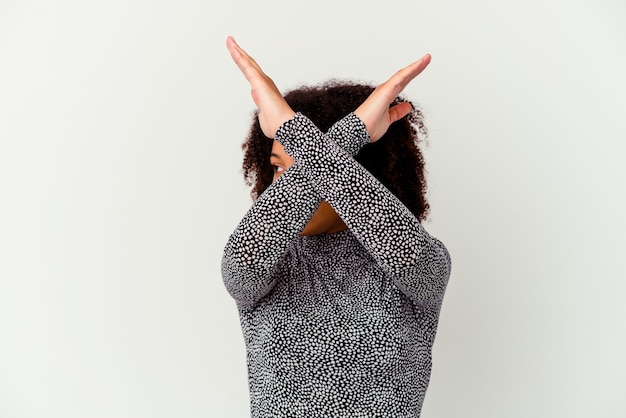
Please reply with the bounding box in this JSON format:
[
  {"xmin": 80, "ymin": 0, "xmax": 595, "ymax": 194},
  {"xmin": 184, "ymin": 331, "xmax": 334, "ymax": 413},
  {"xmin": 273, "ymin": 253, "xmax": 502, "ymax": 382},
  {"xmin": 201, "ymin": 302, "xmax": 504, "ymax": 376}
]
[
  {"xmin": 326, "ymin": 112, "xmax": 370, "ymax": 156},
  {"xmin": 222, "ymin": 113, "xmax": 370, "ymax": 306},
  {"xmin": 276, "ymin": 112, "xmax": 451, "ymax": 304},
  {"xmin": 221, "ymin": 164, "xmax": 321, "ymax": 306}
]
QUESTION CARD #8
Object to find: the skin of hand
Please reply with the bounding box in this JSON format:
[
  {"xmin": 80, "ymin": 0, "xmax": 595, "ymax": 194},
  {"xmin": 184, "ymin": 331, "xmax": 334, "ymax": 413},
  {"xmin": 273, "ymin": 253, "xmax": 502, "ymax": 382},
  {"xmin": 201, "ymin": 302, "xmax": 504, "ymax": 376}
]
[
  {"xmin": 353, "ymin": 56, "xmax": 431, "ymax": 142},
  {"xmin": 226, "ymin": 36, "xmax": 295, "ymax": 138},
  {"xmin": 225, "ymin": 36, "xmax": 431, "ymax": 142}
]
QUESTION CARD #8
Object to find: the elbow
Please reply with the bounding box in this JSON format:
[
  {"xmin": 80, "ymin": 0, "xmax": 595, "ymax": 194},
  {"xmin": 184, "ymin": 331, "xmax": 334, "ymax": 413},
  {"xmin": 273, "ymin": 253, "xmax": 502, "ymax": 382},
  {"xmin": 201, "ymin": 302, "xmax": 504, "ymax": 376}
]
[
  {"xmin": 221, "ymin": 255, "xmax": 275, "ymax": 308},
  {"xmin": 421, "ymin": 238, "xmax": 452, "ymax": 291},
  {"xmin": 435, "ymin": 240, "xmax": 452, "ymax": 285},
  {"xmin": 393, "ymin": 238, "xmax": 451, "ymax": 306}
]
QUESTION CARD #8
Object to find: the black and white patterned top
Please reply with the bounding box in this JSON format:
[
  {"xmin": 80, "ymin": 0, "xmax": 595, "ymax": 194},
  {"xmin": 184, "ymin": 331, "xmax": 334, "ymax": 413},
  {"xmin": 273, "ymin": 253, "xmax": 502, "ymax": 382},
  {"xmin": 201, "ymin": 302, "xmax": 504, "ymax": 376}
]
[{"xmin": 222, "ymin": 112, "xmax": 451, "ymax": 417}]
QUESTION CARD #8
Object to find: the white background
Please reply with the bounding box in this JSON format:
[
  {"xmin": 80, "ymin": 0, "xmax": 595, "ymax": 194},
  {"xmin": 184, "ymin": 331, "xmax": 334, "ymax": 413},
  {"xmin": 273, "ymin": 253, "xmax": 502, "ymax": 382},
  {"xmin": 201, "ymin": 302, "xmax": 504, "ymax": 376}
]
[{"xmin": 1, "ymin": 0, "xmax": 625, "ymax": 417}]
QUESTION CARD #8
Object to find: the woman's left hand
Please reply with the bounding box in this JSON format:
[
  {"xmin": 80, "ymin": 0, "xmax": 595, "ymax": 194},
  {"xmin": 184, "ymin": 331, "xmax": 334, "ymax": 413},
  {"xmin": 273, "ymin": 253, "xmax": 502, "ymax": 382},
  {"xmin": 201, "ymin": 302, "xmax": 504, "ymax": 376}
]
[{"xmin": 353, "ymin": 55, "xmax": 431, "ymax": 142}]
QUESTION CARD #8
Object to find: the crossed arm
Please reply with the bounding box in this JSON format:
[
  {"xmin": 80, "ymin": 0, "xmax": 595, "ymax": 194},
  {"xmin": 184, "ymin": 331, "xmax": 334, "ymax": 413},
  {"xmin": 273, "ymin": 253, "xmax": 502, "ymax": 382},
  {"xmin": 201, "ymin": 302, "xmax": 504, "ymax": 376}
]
[{"xmin": 221, "ymin": 37, "xmax": 450, "ymax": 308}]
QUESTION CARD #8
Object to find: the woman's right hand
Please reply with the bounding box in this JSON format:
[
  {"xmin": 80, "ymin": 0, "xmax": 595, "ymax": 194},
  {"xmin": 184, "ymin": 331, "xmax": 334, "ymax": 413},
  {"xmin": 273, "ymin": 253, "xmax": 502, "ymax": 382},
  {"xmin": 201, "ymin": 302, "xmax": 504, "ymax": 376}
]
[{"xmin": 226, "ymin": 36, "xmax": 295, "ymax": 139}]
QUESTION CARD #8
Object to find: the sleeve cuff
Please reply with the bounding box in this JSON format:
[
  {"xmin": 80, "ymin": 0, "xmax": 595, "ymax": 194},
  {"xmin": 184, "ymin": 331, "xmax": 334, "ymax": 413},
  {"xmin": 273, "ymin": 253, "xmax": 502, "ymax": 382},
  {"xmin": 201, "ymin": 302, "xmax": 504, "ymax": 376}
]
[
  {"xmin": 327, "ymin": 112, "xmax": 370, "ymax": 156},
  {"xmin": 274, "ymin": 112, "xmax": 311, "ymax": 157},
  {"xmin": 276, "ymin": 112, "xmax": 371, "ymax": 157}
]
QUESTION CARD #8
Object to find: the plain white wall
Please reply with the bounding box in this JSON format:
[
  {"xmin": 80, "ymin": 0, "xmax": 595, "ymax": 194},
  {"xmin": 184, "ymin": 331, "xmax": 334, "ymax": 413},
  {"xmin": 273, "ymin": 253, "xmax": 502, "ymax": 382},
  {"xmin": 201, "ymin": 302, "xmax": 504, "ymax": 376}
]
[{"xmin": 1, "ymin": 0, "xmax": 624, "ymax": 417}]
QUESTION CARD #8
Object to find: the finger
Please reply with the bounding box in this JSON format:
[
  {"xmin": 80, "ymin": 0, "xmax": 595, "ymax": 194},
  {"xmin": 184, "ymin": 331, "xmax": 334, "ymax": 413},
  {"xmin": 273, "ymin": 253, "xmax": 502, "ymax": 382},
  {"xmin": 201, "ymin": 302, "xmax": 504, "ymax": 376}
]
[
  {"xmin": 398, "ymin": 54, "xmax": 431, "ymax": 82},
  {"xmin": 405, "ymin": 54, "xmax": 431, "ymax": 77},
  {"xmin": 226, "ymin": 36, "xmax": 266, "ymax": 83},
  {"xmin": 226, "ymin": 36, "xmax": 243, "ymax": 63},
  {"xmin": 228, "ymin": 37, "xmax": 264, "ymax": 74},
  {"xmin": 388, "ymin": 102, "xmax": 412, "ymax": 124},
  {"xmin": 387, "ymin": 54, "xmax": 432, "ymax": 96},
  {"xmin": 226, "ymin": 37, "xmax": 250, "ymax": 74},
  {"xmin": 366, "ymin": 54, "xmax": 431, "ymax": 107},
  {"xmin": 226, "ymin": 37, "xmax": 256, "ymax": 77}
]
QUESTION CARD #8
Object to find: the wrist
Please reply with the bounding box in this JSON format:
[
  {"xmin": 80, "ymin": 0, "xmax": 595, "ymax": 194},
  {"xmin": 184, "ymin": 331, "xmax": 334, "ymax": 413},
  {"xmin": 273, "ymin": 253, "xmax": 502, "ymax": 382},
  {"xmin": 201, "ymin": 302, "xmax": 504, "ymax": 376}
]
[
  {"xmin": 274, "ymin": 112, "xmax": 304, "ymax": 149},
  {"xmin": 327, "ymin": 113, "xmax": 370, "ymax": 155}
]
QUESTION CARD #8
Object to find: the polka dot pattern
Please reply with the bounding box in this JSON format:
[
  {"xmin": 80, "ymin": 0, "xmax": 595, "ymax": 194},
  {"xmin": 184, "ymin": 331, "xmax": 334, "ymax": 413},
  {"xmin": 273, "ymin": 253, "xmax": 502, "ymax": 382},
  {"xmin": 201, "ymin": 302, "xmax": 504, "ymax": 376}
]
[{"xmin": 222, "ymin": 113, "xmax": 451, "ymax": 417}]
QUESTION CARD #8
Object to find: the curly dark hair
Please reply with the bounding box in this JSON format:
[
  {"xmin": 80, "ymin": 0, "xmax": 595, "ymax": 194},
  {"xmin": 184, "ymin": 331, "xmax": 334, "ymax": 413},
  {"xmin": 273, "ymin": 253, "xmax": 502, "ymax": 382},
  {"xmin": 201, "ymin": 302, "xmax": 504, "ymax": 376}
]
[{"xmin": 241, "ymin": 80, "xmax": 430, "ymax": 221}]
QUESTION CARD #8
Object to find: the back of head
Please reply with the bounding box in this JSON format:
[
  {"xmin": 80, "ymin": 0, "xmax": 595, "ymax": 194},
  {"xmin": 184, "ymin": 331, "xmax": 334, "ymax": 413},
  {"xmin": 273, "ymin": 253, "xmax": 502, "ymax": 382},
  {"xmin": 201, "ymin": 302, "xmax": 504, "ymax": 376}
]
[{"xmin": 242, "ymin": 80, "xmax": 430, "ymax": 221}]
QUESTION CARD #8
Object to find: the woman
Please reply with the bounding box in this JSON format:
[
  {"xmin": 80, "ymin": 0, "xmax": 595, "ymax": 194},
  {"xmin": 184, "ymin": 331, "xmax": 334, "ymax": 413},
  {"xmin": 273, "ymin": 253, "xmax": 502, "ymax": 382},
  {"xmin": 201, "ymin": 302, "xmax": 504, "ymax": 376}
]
[{"xmin": 222, "ymin": 36, "xmax": 451, "ymax": 417}]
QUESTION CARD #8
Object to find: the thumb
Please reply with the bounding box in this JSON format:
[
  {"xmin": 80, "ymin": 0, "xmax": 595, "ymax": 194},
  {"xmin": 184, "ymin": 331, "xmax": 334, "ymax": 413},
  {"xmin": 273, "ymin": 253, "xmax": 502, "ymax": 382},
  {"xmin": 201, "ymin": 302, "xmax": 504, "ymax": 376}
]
[{"xmin": 388, "ymin": 102, "xmax": 412, "ymax": 124}]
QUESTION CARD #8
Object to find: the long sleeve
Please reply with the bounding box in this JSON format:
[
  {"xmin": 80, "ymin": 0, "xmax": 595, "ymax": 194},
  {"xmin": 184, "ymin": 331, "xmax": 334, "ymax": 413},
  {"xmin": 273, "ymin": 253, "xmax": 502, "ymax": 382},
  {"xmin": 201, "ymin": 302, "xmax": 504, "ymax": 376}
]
[
  {"xmin": 275, "ymin": 113, "xmax": 451, "ymax": 308},
  {"xmin": 221, "ymin": 114, "xmax": 369, "ymax": 307},
  {"xmin": 226, "ymin": 113, "xmax": 451, "ymax": 417},
  {"xmin": 221, "ymin": 165, "xmax": 320, "ymax": 305}
]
